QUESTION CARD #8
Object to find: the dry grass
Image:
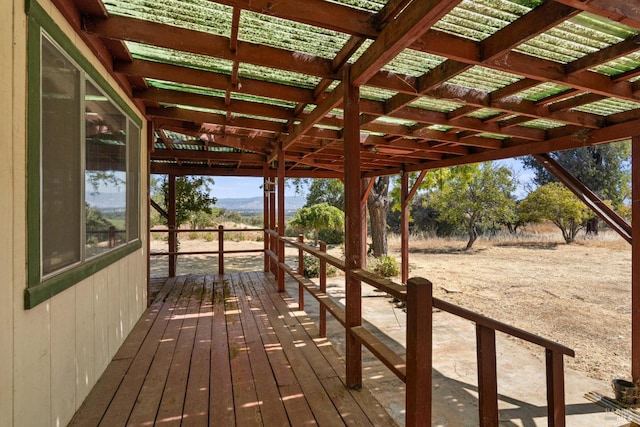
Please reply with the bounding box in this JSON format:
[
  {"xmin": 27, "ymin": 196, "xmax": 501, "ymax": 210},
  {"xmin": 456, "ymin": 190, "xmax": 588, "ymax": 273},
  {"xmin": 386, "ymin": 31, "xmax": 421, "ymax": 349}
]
[{"xmin": 388, "ymin": 230, "xmax": 631, "ymax": 383}]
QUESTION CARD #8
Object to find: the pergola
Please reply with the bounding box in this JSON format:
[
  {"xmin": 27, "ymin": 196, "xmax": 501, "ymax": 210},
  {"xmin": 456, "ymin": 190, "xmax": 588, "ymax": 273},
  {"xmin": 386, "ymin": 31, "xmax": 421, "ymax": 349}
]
[{"xmin": 54, "ymin": 0, "xmax": 640, "ymax": 423}]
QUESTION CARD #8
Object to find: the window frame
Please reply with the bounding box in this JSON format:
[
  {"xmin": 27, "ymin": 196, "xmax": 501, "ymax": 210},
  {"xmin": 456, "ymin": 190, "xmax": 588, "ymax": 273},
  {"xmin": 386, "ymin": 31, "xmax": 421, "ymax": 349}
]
[{"xmin": 26, "ymin": 2, "xmax": 142, "ymax": 309}]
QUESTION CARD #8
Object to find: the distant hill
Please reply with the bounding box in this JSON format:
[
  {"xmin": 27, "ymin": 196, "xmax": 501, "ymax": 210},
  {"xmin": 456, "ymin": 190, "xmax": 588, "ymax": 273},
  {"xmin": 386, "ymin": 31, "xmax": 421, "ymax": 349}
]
[{"xmin": 215, "ymin": 196, "xmax": 305, "ymax": 212}]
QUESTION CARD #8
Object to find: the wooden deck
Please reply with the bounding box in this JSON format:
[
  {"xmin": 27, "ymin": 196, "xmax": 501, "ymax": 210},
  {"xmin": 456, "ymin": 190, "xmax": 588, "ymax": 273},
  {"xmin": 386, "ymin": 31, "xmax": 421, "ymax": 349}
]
[{"xmin": 69, "ymin": 272, "xmax": 396, "ymax": 426}]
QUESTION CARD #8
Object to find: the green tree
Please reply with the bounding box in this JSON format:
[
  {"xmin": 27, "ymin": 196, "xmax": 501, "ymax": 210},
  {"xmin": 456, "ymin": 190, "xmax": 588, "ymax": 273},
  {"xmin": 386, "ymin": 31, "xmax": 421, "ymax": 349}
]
[
  {"xmin": 431, "ymin": 163, "xmax": 516, "ymax": 249},
  {"xmin": 289, "ymin": 202, "xmax": 344, "ymax": 245},
  {"xmin": 519, "ymin": 182, "xmax": 590, "ymax": 244},
  {"xmin": 155, "ymin": 176, "xmax": 217, "ymax": 228},
  {"xmin": 522, "ymin": 141, "xmax": 630, "ymax": 232},
  {"xmin": 305, "ymin": 179, "xmax": 344, "ymax": 210}
]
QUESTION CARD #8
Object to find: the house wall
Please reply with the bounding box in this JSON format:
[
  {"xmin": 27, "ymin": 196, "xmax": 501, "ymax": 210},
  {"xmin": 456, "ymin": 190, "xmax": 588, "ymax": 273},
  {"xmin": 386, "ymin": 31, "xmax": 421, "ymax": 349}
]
[{"xmin": 1, "ymin": 1, "xmax": 148, "ymax": 426}]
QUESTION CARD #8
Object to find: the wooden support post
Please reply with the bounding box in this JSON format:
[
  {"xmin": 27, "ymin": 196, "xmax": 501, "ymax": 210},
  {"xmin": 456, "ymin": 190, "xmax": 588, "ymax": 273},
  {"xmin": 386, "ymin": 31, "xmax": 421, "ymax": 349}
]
[
  {"xmin": 270, "ymin": 172, "xmax": 277, "ymax": 275},
  {"xmin": 218, "ymin": 225, "xmax": 224, "ymax": 276},
  {"xmin": 633, "ymin": 135, "xmax": 640, "ymax": 382},
  {"xmin": 401, "ymin": 171, "xmax": 409, "ymax": 284},
  {"xmin": 319, "ymin": 241, "xmax": 327, "ymax": 338},
  {"xmin": 168, "ymin": 174, "xmax": 177, "ymax": 277},
  {"xmin": 362, "ymin": 178, "xmax": 374, "ymax": 267},
  {"xmin": 476, "ymin": 325, "xmax": 499, "ymax": 427},
  {"xmin": 277, "ymin": 146, "xmax": 286, "ymax": 292},
  {"xmin": 406, "ymin": 277, "xmax": 433, "ymax": 427},
  {"xmin": 298, "ymin": 234, "xmax": 304, "ymax": 311},
  {"xmin": 146, "ymin": 122, "xmax": 153, "ymax": 306},
  {"xmin": 263, "ymin": 166, "xmax": 269, "ymax": 273},
  {"xmin": 546, "ymin": 349, "xmax": 566, "ymax": 427},
  {"xmin": 343, "ymin": 65, "xmax": 363, "ymax": 389}
]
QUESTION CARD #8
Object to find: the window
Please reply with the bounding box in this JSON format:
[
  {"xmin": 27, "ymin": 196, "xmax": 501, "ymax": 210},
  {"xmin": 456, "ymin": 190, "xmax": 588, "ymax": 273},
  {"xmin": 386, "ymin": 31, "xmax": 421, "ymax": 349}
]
[{"xmin": 26, "ymin": 3, "xmax": 142, "ymax": 308}]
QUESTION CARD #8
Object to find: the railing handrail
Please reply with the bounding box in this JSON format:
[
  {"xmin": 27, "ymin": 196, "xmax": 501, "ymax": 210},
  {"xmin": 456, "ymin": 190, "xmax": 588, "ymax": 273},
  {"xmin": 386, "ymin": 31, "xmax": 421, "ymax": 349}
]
[
  {"xmin": 150, "ymin": 227, "xmax": 263, "ymax": 233},
  {"xmin": 279, "ymin": 234, "xmax": 573, "ymax": 357},
  {"xmin": 284, "ymin": 237, "xmax": 346, "ymax": 270},
  {"xmin": 150, "ymin": 249, "xmax": 264, "ymax": 256},
  {"xmin": 433, "ymin": 298, "xmax": 575, "ymax": 357},
  {"xmin": 274, "ymin": 233, "xmax": 574, "ymax": 426}
]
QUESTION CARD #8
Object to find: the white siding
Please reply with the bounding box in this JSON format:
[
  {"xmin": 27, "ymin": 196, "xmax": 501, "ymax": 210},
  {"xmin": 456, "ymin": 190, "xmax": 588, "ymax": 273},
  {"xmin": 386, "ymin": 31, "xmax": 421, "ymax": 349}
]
[
  {"xmin": 0, "ymin": 0, "xmax": 16, "ymax": 424},
  {"xmin": 3, "ymin": 1, "xmax": 149, "ymax": 425}
]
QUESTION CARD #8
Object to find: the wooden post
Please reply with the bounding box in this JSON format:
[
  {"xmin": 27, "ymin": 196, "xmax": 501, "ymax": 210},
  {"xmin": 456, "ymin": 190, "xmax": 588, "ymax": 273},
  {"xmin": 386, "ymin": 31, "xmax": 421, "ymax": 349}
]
[
  {"xmin": 406, "ymin": 277, "xmax": 433, "ymax": 426},
  {"xmin": 270, "ymin": 172, "xmax": 277, "ymax": 275},
  {"xmin": 168, "ymin": 174, "xmax": 177, "ymax": 277},
  {"xmin": 633, "ymin": 135, "xmax": 640, "ymax": 383},
  {"xmin": 146, "ymin": 122, "xmax": 153, "ymax": 306},
  {"xmin": 319, "ymin": 241, "xmax": 327, "ymax": 338},
  {"xmin": 343, "ymin": 65, "xmax": 363, "ymax": 389},
  {"xmin": 277, "ymin": 146, "xmax": 286, "ymax": 292},
  {"xmin": 218, "ymin": 225, "xmax": 224, "ymax": 276},
  {"xmin": 263, "ymin": 166, "xmax": 269, "ymax": 273},
  {"xmin": 298, "ymin": 234, "xmax": 304, "ymax": 311},
  {"xmin": 476, "ymin": 325, "xmax": 498, "ymax": 427},
  {"xmin": 401, "ymin": 171, "xmax": 409, "ymax": 284},
  {"xmin": 546, "ymin": 349, "xmax": 566, "ymax": 427}
]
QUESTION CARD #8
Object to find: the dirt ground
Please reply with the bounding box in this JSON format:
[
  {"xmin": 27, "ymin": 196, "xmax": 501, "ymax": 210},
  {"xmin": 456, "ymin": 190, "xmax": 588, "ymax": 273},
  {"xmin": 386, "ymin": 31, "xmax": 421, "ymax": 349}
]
[{"xmin": 150, "ymin": 227, "xmax": 632, "ymax": 385}]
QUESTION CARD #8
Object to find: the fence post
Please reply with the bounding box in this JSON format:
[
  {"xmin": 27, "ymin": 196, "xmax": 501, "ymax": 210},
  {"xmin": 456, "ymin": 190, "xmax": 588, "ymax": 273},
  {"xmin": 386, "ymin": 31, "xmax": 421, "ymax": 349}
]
[
  {"xmin": 546, "ymin": 349, "xmax": 566, "ymax": 427},
  {"xmin": 477, "ymin": 325, "xmax": 499, "ymax": 427},
  {"xmin": 406, "ymin": 277, "xmax": 433, "ymax": 426},
  {"xmin": 319, "ymin": 241, "xmax": 327, "ymax": 338},
  {"xmin": 298, "ymin": 234, "xmax": 304, "ymax": 311},
  {"xmin": 218, "ymin": 225, "xmax": 224, "ymax": 276}
]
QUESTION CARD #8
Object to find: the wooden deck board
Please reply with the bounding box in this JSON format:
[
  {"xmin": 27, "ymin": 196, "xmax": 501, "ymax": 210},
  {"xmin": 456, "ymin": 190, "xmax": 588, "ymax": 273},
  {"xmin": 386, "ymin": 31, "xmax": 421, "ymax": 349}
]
[
  {"xmin": 182, "ymin": 275, "xmax": 213, "ymax": 427},
  {"xmin": 69, "ymin": 272, "xmax": 397, "ymax": 426}
]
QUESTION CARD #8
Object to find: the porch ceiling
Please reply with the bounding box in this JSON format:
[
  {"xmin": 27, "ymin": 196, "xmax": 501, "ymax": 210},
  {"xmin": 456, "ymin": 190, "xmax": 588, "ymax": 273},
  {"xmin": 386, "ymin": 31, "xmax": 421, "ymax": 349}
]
[{"xmin": 56, "ymin": 0, "xmax": 640, "ymax": 178}]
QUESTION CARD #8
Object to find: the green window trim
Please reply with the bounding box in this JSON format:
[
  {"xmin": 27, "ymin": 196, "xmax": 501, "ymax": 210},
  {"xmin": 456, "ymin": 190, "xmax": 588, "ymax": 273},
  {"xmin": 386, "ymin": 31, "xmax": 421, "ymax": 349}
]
[{"xmin": 26, "ymin": 1, "xmax": 143, "ymax": 309}]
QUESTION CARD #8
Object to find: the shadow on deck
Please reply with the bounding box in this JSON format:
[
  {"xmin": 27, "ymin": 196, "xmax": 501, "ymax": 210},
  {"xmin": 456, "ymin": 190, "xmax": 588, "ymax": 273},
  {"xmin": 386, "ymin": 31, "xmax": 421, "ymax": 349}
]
[{"xmin": 69, "ymin": 272, "xmax": 396, "ymax": 426}]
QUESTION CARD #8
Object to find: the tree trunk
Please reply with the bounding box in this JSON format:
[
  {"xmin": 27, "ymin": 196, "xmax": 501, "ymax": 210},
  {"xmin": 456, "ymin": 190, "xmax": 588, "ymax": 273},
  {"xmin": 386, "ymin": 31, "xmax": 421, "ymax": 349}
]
[
  {"xmin": 367, "ymin": 177, "xmax": 389, "ymax": 257},
  {"xmin": 466, "ymin": 223, "xmax": 478, "ymax": 250}
]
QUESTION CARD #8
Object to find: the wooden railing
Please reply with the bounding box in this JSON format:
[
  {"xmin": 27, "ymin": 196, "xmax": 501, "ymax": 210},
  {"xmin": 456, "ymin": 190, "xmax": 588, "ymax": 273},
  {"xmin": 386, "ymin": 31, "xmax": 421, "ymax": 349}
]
[
  {"xmin": 269, "ymin": 232, "xmax": 574, "ymax": 427},
  {"xmin": 150, "ymin": 225, "xmax": 264, "ymax": 276}
]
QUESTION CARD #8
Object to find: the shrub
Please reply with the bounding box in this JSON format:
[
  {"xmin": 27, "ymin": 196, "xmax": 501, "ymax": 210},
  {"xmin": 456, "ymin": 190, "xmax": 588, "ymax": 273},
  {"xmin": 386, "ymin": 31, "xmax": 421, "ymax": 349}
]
[
  {"xmin": 203, "ymin": 232, "xmax": 215, "ymax": 242},
  {"xmin": 373, "ymin": 255, "xmax": 399, "ymax": 278},
  {"xmin": 318, "ymin": 228, "xmax": 344, "ymax": 245},
  {"xmin": 302, "ymin": 254, "xmax": 337, "ymax": 278},
  {"xmin": 188, "ymin": 231, "xmax": 200, "ymax": 240}
]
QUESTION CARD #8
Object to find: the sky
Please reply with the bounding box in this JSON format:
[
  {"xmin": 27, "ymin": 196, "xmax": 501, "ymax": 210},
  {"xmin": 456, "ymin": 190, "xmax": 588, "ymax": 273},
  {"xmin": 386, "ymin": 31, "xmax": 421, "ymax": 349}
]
[
  {"xmin": 209, "ymin": 158, "xmax": 535, "ymax": 200},
  {"xmin": 211, "ymin": 176, "xmax": 301, "ymax": 199}
]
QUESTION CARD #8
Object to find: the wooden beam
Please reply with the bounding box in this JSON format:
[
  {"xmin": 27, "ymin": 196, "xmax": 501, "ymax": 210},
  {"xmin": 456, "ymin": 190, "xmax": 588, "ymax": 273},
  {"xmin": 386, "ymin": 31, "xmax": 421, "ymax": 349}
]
[
  {"xmin": 480, "ymin": 1, "xmax": 578, "ymax": 61},
  {"xmin": 399, "ymin": 119, "xmax": 640, "ymax": 174},
  {"xmin": 151, "ymin": 149, "xmax": 265, "ymax": 163},
  {"xmin": 84, "ymin": 15, "xmax": 337, "ymax": 79},
  {"xmin": 273, "ymin": 83, "xmax": 344, "ymax": 161},
  {"xmin": 350, "ymin": 0, "xmax": 463, "ymax": 86},
  {"xmin": 534, "ymin": 153, "xmax": 631, "ymax": 243},
  {"xmin": 566, "ymin": 33, "xmax": 640, "ymax": 75},
  {"xmin": 553, "ymin": 0, "xmax": 640, "ymax": 29},
  {"xmin": 150, "ymin": 163, "xmax": 341, "ymax": 178},
  {"xmin": 212, "ymin": 0, "xmax": 378, "ymax": 38},
  {"xmin": 412, "ymin": 29, "xmax": 640, "ymax": 103},
  {"xmin": 135, "ymin": 87, "xmax": 294, "ymax": 121},
  {"xmin": 116, "ymin": 59, "xmax": 316, "ymax": 105}
]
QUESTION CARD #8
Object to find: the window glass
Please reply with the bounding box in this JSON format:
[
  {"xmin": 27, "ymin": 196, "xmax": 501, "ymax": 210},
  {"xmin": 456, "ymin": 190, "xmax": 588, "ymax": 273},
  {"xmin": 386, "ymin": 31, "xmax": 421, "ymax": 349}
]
[
  {"xmin": 85, "ymin": 80, "xmax": 127, "ymax": 257},
  {"xmin": 41, "ymin": 35, "xmax": 82, "ymax": 276}
]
